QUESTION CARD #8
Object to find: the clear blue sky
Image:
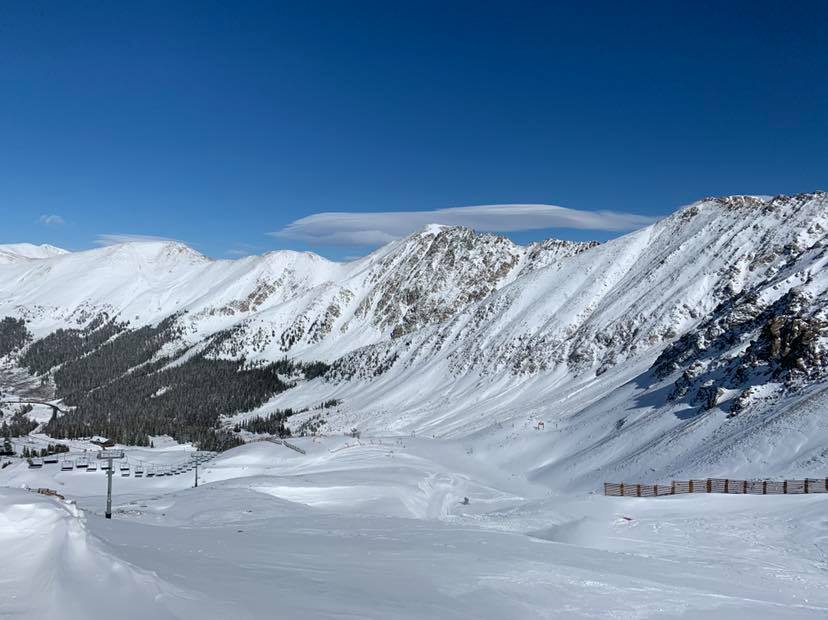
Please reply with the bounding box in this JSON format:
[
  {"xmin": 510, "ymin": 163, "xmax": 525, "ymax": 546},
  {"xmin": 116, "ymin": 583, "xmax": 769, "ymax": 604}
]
[{"xmin": 1, "ymin": 1, "xmax": 826, "ymax": 258}]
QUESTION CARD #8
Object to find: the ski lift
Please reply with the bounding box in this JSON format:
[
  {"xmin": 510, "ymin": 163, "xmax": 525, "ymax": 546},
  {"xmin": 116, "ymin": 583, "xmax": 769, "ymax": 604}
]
[
  {"xmin": 87, "ymin": 461, "xmax": 98, "ymax": 472},
  {"xmin": 145, "ymin": 467, "xmax": 155, "ymax": 477},
  {"xmin": 60, "ymin": 460, "xmax": 74, "ymax": 471},
  {"xmin": 76, "ymin": 457, "xmax": 89, "ymax": 468},
  {"xmin": 28, "ymin": 457, "xmax": 43, "ymax": 468},
  {"xmin": 43, "ymin": 454, "xmax": 59, "ymax": 464}
]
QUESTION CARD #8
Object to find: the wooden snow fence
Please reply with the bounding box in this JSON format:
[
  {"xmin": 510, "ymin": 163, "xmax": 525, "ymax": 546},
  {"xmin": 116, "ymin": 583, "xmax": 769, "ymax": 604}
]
[
  {"xmin": 31, "ymin": 487, "xmax": 66, "ymax": 500},
  {"xmin": 604, "ymin": 478, "xmax": 828, "ymax": 497},
  {"xmin": 282, "ymin": 440, "xmax": 306, "ymax": 455}
]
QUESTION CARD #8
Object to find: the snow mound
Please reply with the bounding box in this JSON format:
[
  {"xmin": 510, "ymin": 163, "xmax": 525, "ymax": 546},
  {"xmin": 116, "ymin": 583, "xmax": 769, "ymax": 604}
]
[{"xmin": 0, "ymin": 488, "xmax": 181, "ymax": 619}]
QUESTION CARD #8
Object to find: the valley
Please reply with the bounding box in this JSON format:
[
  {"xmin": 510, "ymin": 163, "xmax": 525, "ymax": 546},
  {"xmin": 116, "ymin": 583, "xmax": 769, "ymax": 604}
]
[{"xmin": 2, "ymin": 192, "xmax": 828, "ymax": 617}]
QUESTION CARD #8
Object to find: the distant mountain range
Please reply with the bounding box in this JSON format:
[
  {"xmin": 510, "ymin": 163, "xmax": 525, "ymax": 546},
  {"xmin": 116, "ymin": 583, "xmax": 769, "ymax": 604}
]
[{"xmin": 2, "ymin": 191, "xmax": 826, "ymax": 490}]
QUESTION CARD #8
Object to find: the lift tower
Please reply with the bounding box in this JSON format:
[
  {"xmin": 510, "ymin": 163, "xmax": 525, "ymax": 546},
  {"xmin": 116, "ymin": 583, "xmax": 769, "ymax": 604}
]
[{"xmin": 97, "ymin": 449, "xmax": 125, "ymax": 519}]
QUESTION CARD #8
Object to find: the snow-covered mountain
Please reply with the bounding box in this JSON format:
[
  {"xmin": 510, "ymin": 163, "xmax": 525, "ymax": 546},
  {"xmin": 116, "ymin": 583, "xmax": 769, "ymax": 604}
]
[
  {"xmin": 0, "ymin": 243, "xmax": 68, "ymax": 264},
  {"xmin": 0, "ymin": 225, "xmax": 595, "ymax": 358},
  {"xmin": 2, "ymin": 191, "xmax": 827, "ymax": 488}
]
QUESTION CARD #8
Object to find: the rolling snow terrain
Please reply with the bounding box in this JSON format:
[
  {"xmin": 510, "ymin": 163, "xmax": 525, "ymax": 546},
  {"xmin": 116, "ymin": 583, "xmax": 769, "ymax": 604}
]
[
  {"xmin": 2, "ymin": 437, "xmax": 827, "ymax": 618},
  {"xmin": 2, "ymin": 191, "xmax": 828, "ymax": 617}
]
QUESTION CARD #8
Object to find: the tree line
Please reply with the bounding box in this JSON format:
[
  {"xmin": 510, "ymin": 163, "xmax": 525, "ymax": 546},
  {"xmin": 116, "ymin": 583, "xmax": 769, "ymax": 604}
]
[
  {"xmin": 22, "ymin": 316, "xmax": 330, "ymax": 450},
  {"xmin": 0, "ymin": 316, "xmax": 31, "ymax": 357}
]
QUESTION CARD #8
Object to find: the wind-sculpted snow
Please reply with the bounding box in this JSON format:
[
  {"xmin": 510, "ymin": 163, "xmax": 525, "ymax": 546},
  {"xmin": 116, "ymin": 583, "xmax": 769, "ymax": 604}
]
[
  {"xmin": 0, "ymin": 488, "xmax": 180, "ymax": 619},
  {"xmin": 2, "ymin": 440, "xmax": 828, "ymax": 618}
]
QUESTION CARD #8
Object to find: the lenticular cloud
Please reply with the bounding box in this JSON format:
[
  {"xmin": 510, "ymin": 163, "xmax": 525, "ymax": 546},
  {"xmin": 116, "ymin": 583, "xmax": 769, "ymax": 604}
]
[{"xmin": 270, "ymin": 203, "xmax": 656, "ymax": 246}]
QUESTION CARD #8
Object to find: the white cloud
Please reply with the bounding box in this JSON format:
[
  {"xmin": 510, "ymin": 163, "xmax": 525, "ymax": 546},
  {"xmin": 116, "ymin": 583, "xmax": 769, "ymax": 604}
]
[
  {"xmin": 39, "ymin": 214, "xmax": 65, "ymax": 226},
  {"xmin": 225, "ymin": 243, "xmax": 263, "ymax": 257},
  {"xmin": 95, "ymin": 233, "xmax": 184, "ymax": 246},
  {"xmin": 270, "ymin": 204, "xmax": 657, "ymax": 247}
]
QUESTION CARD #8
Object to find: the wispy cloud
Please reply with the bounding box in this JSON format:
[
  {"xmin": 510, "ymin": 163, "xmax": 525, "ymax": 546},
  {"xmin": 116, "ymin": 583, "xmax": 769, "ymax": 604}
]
[
  {"xmin": 270, "ymin": 204, "xmax": 657, "ymax": 247},
  {"xmin": 225, "ymin": 243, "xmax": 264, "ymax": 257},
  {"xmin": 95, "ymin": 233, "xmax": 185, "ymax": 246},
  {"xmin": 39, "ymin": 214, "xmax": 65, "ymax": 226}
]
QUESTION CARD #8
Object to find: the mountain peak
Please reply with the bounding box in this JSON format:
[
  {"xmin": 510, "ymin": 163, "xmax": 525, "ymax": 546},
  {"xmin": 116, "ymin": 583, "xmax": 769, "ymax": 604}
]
[
  {"xmin": 419, "ymin": 223, "xmax": 453, "ymax": 235},
  {"xmin": 0, "ymin": 243, "xmax": 69, "ymax": 264}
]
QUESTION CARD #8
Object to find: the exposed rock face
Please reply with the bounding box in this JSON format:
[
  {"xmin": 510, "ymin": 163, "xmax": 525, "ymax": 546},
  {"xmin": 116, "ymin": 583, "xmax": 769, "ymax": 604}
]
[
  {"xmin": 355, "ymin": 226, "xmax": 596, "ymax": 339},
  {"xmin": 650, "ymin": 205, "xmax": 828, "ymax": 417},
  {"xmin": 333, "ymin": 192, "xmax": 828, "ymax": 384}
]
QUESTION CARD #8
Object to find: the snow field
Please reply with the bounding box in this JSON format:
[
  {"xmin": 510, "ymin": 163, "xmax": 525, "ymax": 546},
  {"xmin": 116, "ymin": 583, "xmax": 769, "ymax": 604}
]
[{"xmin": 3, "ymin": 438, "xmax": 828, "ymax": 618}]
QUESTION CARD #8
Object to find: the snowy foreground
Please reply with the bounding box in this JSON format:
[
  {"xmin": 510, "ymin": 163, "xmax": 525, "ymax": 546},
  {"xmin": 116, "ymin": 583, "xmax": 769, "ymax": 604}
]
[{"xmin": 3, "ymin": 437, "xmax": 828, "ymax": 619}]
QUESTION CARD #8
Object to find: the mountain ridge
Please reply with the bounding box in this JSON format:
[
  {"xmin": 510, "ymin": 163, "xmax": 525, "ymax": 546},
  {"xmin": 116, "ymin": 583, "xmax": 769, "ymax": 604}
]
[{"xmin": 2, "ymin": 192, "xmax": 827, "ymax": 488}]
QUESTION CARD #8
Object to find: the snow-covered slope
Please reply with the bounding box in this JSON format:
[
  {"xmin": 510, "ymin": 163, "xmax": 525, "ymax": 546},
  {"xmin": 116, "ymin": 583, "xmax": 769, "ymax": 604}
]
[
  {"xmin": 272, "ymin": 192, "xmax": 828, "ymax": 487},
  {"xmin": 0, "ymin": 225, "xmax": 594, "ymax": 359},
  {"xmin": 2, "ymin": 192, "xmax": 828, "ymax": 489},
  {"xmin": 0, "ymin": 243, "xmax": 68, "ymax": 264},
  {"xmin": 2, "ymin": 439, "xmax": 827, "ymax": 618}
]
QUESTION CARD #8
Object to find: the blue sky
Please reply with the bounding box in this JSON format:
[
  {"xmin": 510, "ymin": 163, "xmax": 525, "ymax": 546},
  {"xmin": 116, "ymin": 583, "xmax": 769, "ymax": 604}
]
[{"xmin": 1, "ymin": 1, "xmax": 826, "ymax": 259}]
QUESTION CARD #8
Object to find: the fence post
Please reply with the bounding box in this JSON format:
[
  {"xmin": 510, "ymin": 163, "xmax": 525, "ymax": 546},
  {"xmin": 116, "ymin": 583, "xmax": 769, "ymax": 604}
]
[
  {"xmin": 706, "ymin": 479, "xmax": 712, "ymax": 493},
  {"xmin": 742, "ymin": 480, "xmax": 747, "ymax": 494},
  {"xmin": 762, "ymin": 480, "xmax": 767, "ymax": 495},
  {"xmin": 805, "ymin": 479, "xmax": 809, "ymax": 494},
  {"xmin": 724, "ymin": 479, "xmax": 729, "ymax": 493},
  {"xmin": 671, "ymin": 481, "xmax": 675, "ymax": 495},
  {"xmin": 783, "ymin": 480, "xmax": 788, "ymax": 494},
  {"xmin": 620, "ymin": 483, "xmax": 624, "ymax": 496},
  {"xmin": 636, "ymin": 484, "xmax": 641, "ymax": 497},
  {"xmin": 689, "ymin": 480, "xmax": 694, "ymax": 493},
  {"xmin": 654, "ymin": 484, "xmax": 658, "ymax": 496}
]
